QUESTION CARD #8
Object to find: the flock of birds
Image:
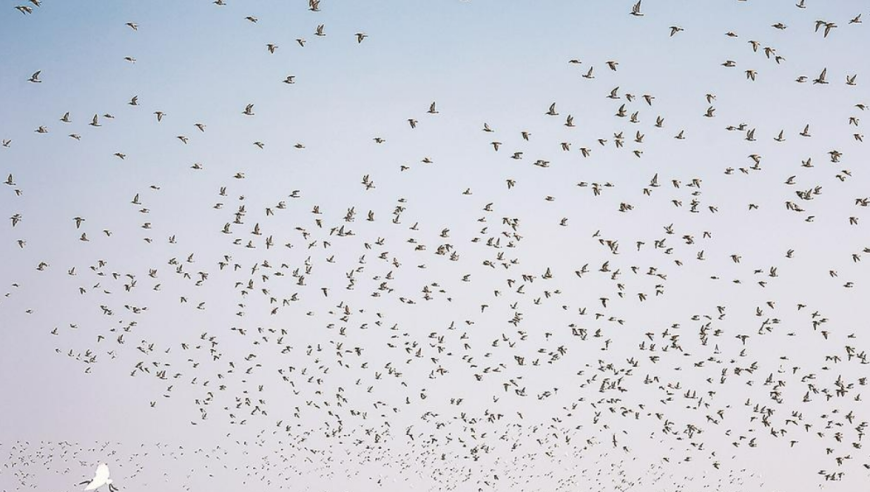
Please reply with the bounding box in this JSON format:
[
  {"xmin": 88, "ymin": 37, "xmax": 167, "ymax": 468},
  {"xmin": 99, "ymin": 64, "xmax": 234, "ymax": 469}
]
[{"xmin": 2, "ymin": 1, "xmax": 870, "ymax": 491}]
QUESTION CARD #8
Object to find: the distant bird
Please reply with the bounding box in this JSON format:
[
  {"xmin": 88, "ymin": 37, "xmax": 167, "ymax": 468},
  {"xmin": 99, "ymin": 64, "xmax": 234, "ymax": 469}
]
[
  {"xmin": 355, "ymin": 33, "xmax": 368, "ymax": 43},
  {"xmin": 546, "ymin": 103, "xmax": 558, "ymax": 116},
  {"xmin": 630, "ymin": 0, "xmax": 643, "ymax": 16},
  {"xmin": 28, "ymin": 71, "xmax": 42, "ymax": 83}
]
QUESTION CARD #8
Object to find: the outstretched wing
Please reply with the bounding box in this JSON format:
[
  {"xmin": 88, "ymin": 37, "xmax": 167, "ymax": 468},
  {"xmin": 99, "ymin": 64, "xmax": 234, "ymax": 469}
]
[{"xmin": 95, "ymin": 463, "xmax": 110, "ymax": 482}]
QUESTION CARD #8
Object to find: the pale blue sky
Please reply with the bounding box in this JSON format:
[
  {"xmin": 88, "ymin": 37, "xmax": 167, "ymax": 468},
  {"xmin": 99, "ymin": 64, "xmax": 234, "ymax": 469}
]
[{"xmin": 1, "ymin": 1, "xmax": 869, "ymax": 491}]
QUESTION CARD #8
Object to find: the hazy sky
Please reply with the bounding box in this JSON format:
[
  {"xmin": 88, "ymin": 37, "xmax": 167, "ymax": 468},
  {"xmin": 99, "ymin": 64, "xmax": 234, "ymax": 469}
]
[{"xmin": 1, "ymin": 1, "xmax": 869, "ymax": 491}]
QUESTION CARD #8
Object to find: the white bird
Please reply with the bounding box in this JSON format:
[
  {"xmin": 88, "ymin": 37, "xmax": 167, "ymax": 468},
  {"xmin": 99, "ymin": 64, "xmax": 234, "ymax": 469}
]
[{"xmin": 80, "ymin": 463, "xmax": 117, "ymax": 492}]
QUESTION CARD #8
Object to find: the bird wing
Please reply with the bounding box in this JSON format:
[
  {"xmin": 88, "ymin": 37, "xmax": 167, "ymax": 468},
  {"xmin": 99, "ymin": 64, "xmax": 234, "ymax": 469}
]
[{"xmin": 84, "ymin": 464, "xmax": 109, "ymax": 490}]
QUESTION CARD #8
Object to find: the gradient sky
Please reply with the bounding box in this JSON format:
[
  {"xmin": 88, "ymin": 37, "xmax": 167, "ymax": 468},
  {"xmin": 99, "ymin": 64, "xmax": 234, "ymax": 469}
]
[{"xmin": 1, "ymin": 1, "xmax": 869, "ymax": 491}]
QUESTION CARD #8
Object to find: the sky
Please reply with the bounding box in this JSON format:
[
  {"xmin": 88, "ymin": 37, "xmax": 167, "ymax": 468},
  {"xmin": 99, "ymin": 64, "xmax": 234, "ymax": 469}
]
[{"xmin": 1, "ymin": 1, "xmax": 870, "ymax": 491}]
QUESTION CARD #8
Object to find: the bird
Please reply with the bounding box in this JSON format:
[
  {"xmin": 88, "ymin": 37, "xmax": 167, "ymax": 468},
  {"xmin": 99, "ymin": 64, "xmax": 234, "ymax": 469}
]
[
  {"xmin": 80, "ymin": 463, "xmax": 118, "ymax": 492},
  {"xmin": 28, "ymin": 71, "xmax": 42, "ymax": 83},
  {"xmin": 630, "ymin": 0, "xmax": 643, "ymax": 16},
  {"xmin": 355, "ymin": 33, "xmax": 368, "ymax": 43}
]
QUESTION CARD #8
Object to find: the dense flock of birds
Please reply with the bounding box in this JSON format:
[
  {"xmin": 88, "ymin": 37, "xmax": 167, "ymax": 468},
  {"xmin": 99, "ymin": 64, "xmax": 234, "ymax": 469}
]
[{"xmin": 2, "ymin": 1, "xmax": 870, "ymax": 491}]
